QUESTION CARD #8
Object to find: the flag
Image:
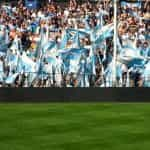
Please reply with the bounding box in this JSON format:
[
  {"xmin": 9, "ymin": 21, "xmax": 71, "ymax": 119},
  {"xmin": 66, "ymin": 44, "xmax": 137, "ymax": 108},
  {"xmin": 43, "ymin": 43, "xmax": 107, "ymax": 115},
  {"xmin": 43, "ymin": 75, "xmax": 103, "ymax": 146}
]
[
  {"xmin": 104, "ymin": 62, "xmax": 113, "ymax": 87},
  {"xmin": 118, "ymin": 47, "xmax": 145, "ymax": 68},
  {"xmin": 89, "ymin": 45, "xmax": 96, "ymax": 75},
  {"xmin": 121, "ymin": 1, "xmax": 141, "ymax": 8},
  {"xmin": 83, "ymin": 16, "xmax": 91, "ymax": 30},
  {"xmin": 35, "ymin": 27, "xmax": 46, "ymax": 58},
  {"xmin": 0, "ymin": 61, "xmax": 4, "ymax": 82},
  {"xmin": 7, "ymin": 53, "xmax": 19, "ymax": 72},
  {"xmin": 59, "ymin": 30, "xmax": 69, "ymax": 49},
  {"xmin": 143, "ymin": 61, "xmax": 150, "ymax": 87},
  {"xmin": 68, "ymin": 28, "xmax": 90, "ymax": 38},
  {"xmin": 94, "ymin": 23, "xmax": 113, "ymax": 44},
  {"xmin": 59, "ymin": 29, "xmax": 89, "ymax": 50},
  {"xmin": 21, "ymin": 53, "xmax": 40, "ymax": 84},
  {"xmin": 5, "ymin": 73, "xmax": 19, "ymax": 84},
  {"xmin": 17, "ymin": 52, "xmax": 40, "ymax": 84},
  {"xmin": 42, "ymin": 41, "xmax": 57, "ymax": 56},
  {"xmin": 117, "ymin": 37, "xmax": 123, "ymax": 53},
  {"xmin": 67, "ymin": 29, "xmax": 80, "ymax": 48},
  {"xmin": 60, "ymin": 48, "xmax": 89, "ymax": 74},
  {"xmin": 9, "ymin": 36, "xmax": 19, "ymax": 52},
  {"xmin": 72, "ymin": 31, "xmax": 80, "ymax": 48},
  {"xmin": 78, "ymin": 58, "xmax": 87, "ymax": 87},
  {"xmin": 0, "ymin": 43, "xmax": 8, "ymax": 54},
  {"xmin": 5, "ymin": 29, "xmax": 9, "ymax": 44},
  {"xmin": 68, "ymin": 53, "xmax": 81, "ymax": 74}
]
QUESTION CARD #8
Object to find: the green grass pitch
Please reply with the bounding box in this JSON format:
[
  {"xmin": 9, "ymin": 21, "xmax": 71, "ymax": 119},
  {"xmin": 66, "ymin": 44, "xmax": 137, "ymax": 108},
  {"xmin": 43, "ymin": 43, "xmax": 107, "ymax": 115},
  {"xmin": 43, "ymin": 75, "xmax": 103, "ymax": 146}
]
[{"xmin": 0, "ymin": 103, "xmax": 150, "ymax": 150}]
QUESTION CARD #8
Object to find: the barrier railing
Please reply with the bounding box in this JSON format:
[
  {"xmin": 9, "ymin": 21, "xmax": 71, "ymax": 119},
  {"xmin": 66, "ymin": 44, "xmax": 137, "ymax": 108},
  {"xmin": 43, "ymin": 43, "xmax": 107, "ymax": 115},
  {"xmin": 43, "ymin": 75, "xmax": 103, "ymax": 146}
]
[{"xmin": 0, "ymin": 72, "xmax": 150, "ymax": 87}]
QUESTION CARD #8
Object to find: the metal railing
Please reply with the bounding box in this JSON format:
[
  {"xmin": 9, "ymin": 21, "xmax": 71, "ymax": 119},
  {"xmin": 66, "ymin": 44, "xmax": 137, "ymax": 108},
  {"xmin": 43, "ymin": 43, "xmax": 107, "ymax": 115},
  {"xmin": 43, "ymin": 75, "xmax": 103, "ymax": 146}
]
[{"xmin": 0, "ymin": 72, "xmax": 150, "ymax": 87}]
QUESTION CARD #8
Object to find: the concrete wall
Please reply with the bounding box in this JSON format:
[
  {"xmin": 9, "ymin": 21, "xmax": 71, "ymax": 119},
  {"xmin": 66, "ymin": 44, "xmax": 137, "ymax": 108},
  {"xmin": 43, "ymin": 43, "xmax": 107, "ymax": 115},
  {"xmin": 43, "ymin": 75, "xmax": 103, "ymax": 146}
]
[{"xmin": 0, "ymin": 88, "xmax": 150, "ymax": 102}]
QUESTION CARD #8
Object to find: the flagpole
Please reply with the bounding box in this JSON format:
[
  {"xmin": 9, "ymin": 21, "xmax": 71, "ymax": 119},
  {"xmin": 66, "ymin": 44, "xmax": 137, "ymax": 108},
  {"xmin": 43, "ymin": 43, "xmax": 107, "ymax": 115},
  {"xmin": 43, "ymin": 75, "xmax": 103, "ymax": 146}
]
[{"xmin": 112, "ymin": 0, "xmax": 117, "ymax": 87}]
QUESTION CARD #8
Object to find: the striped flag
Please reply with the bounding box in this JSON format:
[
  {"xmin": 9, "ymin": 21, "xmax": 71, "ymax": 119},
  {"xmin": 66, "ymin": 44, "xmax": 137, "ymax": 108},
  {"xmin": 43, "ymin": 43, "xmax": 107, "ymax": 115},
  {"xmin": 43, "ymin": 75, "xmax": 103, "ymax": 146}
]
[
  {"xmin": 5, "ymin": 73, "xmax": 19, "ymax": 84},
  {"xmin": 94, "ymin": 23, "xmax": 114, "ymax": 44}
]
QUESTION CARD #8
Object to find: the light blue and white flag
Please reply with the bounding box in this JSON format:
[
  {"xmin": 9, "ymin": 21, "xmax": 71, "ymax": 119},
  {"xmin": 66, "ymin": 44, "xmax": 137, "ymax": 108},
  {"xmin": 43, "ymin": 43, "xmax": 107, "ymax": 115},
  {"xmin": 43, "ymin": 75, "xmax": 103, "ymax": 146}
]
[
  {"xmin": 0, "ymin": 61, "xmax": 4, "ymax": 82},
  {"xmin": 0, "ymin": 43, "xmax": 8, "ymax": 54},
  {"xmin": 143, "ymin": 61, "xmax": 150, "ymax": 87},
  {"xmin": 9, "ymin": 36, "xmax": 19, "ymax": 52},
  {"xmin": 5, "ymin": 73, "xmax": 19, "ymax": 84},
  {"xmin": 59, "ymin": 30, "xmax": 69, "ymax": 49},
  {"xmin": 35, "ymin": 27, "xmax": 46, "ymax": 58},
  {"xmin": 121, "ymin": 1, "xmax": 142, "ymax": 8},
  {"xmin": 118, "ymin": 47, "xmax": 145, "ymax": 68},
  {"xmin": 7, "ymin": 52, "xmax": 19, "ymax": 72},
  {"xmin": 104, "ymin": 62, "xmax": 113, "ymax": 87},
  {"xmin": 17, "ymin": 52, "xmax": 39, "ymax": 74},
  {"xmin": 94, "ymin": 23, "xmax": 113, "ymax": 44},
  {"xmin": 5, "ymin": 29, "xmax": 9, "ymax": 44},
  {"xmin": 68, "ymin": 53, "xmax": 81, "ymax": 74},
  {"xmin": 60, "ymin": 29, "xmax": 89, "ymax": 50}
]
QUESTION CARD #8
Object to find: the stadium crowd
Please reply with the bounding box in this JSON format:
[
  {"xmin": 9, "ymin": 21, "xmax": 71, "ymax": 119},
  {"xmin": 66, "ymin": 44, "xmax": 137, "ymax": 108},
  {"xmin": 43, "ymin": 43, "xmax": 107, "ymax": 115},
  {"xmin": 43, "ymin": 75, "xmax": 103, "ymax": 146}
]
[{"xmin": 0, "ymin": 0, "xmax": 149, "ymax": 87}]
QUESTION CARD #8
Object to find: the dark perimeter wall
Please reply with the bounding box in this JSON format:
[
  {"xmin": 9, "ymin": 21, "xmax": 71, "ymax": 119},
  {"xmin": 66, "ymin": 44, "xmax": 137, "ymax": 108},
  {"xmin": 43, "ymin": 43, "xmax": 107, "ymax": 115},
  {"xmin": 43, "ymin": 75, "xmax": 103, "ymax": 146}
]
[{"xmin": 0, "ymin": 88, "xmax": 150, "ymax": 102}]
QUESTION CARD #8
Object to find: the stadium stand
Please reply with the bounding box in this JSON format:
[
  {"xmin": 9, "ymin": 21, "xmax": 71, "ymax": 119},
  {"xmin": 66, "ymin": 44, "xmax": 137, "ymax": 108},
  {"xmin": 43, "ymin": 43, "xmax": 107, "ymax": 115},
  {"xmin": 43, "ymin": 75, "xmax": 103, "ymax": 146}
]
[{"xmin": 0, "ymin": 0, "xmax": 149, "ymax": 87}]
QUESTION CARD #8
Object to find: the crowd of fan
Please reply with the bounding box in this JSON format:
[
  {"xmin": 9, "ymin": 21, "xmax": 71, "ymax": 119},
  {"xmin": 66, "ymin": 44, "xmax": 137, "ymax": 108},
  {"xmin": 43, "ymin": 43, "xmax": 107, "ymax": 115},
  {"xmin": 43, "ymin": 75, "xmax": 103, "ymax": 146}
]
[
  {"xmin": 0, "ymin": 0, "xmax": 149, "ymax": 87},
  {"xmin": 117, "ymin": 1, "xmax": 149, "ymax": 87}
]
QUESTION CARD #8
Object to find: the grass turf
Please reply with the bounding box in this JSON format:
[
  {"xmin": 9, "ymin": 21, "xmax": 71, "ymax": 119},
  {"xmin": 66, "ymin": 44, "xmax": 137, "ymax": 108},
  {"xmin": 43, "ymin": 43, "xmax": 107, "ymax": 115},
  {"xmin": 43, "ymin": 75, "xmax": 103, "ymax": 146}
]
[{"xmin": 0, "ymin": 103, "xmax": 150, "ymax": 150}]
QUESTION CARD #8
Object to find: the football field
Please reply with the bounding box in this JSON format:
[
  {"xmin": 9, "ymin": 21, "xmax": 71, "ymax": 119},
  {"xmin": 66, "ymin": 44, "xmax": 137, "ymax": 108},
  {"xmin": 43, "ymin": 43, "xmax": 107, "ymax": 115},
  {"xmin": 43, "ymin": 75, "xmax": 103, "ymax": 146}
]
[{"xmin": 0, "ymin": 103, "xmax": 150, "ymax": 150}]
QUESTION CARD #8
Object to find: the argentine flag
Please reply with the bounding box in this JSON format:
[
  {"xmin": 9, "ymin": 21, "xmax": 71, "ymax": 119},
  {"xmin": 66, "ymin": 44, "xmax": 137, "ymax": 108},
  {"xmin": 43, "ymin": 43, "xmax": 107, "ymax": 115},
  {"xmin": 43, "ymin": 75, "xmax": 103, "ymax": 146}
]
[
  {"xmin": 0, "ymin": 60, "xmax": 4, "ymax": 82},
  {"xmin": 143, "ymin": 61, "xmax": 150, "ymax": 87},
  {"xmin": 5, "ymin": 73, "xmax": 19, "ymax": 85},
  {"xmin": 59, "ymin": 30, "xmax": 68, "ymax": 49},
  {"xmin": 94, "ymin": 23, "xmax": 113, "ymax": 45},
  {"xmin": 118, "ymin": 47, "xmax": 145, "ymax": 68}
]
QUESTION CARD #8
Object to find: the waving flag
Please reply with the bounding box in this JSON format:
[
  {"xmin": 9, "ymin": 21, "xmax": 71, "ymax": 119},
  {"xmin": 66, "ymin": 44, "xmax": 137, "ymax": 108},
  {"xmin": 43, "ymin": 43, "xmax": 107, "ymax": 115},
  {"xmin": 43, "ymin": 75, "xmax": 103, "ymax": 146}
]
[
  {"xmin": 104, "ymin": 62, "xmax": 113, "ymax": 87},
  {"xmin": 0, "ymin": 43, "xmax": 9, "ymax": 54},
  {"xmin": 0, "ymin": 28, "xmax": 9, "ymax": 54},
  {"xmin": 78, "ymin": 58, "xmax": 89, "ymax": 87},
  {"xmin": 20, "ymin": 53, "xmax": 39, "ymax": 72},
  {"xmin": 0, "ymin": 61, "xmax": 4, "ymax": 82},
  {"xmin": 16, "ymin": 52, "xmax": 40, "ymax": 84},
  {"xmin": 60, "ymin": 48, "xmax": 89, "ymax": 74},
  {"xmin": 42, "ymin": 41, "xmax": 58, "ymax": 58},
  {"xmin": 88, "ymin": 45, "xmax": 96, "ymax": 76},
  {"xmin": 68, "ymin": 28, "xmax": 90, "ymax": 38},
  {"xmin": 64, "ymin": 29, "xmax": 80, "ymax": 48},
  {"xmin": 72, "ymin": 31, "xmax": 80, "ymax": 48},
  {"xmin": 68, "ymin": 53, "xmax": 81, "ymax": 73},
  {"xmin": 143, "ymin": 61, "xmax": 150, "ymax": 87},
  {"xmin": 94, "ymin": 23, "xmax": 113, "ymax": 44},
  {"xmin": 83, "ymin": 16, "xmax": 91, "ymax": 30},
  {"xmin": 35, "ymin": 27, "xmax": 47, "ymax": 58},
  {"xmin": 118, "ymin": 47, "xmax": 145, "ymax": 67},
  {"xmin": 59, "ymin": 29, "xmax": 89, "ymax": 50},
  {"xmin": 5, "ymin": 29, "xmax": 9, "ymax": 44},
  {"xmin": 5, "ymin": 73, "xmax": 19, "ymax": 84},
  {"xmin": 121, "ymin": 1, "xmax": 141, "ymax": 8},
  {"xmin": 0, "ymin": 26, "xmax": 6, "ymax": 42},
  {"xmin": 9, "ymin": 36, "xmax": 19, "ymax": 52},
  {"xmin": 7, "ymin": 52, "xmax": 19, "ymax": 71},
  {"xmin": 59, "ymin": 30, "xmax": 69, "ymax": 49}
]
